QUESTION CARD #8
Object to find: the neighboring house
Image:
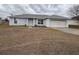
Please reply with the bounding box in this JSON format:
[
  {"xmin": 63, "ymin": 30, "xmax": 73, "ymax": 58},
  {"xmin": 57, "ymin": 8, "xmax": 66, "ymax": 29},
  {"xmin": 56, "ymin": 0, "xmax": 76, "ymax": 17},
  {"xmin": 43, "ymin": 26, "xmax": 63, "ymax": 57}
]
[
  {"xmin": 71, "ymin": 16, "xmax": 79, "ymax": 25},
  {"xmin": 72, "ymin": 16, "xmax": 79, "ymax": 20},
  {"xmin": 8, "ymin": 14, "xmax": 79, "ymax": 27}
]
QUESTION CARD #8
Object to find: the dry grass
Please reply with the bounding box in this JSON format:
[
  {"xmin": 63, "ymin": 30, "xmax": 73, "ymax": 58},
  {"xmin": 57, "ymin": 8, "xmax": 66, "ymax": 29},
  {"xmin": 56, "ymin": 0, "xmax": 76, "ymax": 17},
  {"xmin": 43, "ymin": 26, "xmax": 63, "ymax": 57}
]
[{"xmin": 0, "ymin": 25, "xmax": 79, "ymax": 55}]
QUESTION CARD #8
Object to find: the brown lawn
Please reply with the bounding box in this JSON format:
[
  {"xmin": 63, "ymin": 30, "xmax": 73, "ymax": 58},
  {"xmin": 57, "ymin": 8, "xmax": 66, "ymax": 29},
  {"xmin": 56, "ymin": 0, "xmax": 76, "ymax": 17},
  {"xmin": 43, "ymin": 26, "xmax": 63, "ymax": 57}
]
[{"xmin": 0, "ymin": 26, "xmax": 79, "ymax": 55}]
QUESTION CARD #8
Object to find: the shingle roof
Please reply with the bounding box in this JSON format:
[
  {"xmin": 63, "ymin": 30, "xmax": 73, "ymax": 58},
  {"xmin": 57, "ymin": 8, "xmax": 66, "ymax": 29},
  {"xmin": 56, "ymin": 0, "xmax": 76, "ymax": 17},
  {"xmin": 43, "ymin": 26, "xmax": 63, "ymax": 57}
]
[{"xmin": 9, "ymin": 14, "xmax": 70, "ymax": 20}]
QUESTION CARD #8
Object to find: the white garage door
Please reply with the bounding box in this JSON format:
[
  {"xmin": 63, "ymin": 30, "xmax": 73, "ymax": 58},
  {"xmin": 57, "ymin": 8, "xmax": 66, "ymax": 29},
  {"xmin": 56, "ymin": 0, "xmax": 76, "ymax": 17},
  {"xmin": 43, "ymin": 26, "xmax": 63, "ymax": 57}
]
[{"xmin": 50, "ymin": 20, "xmax": 66, "ymax": 27}]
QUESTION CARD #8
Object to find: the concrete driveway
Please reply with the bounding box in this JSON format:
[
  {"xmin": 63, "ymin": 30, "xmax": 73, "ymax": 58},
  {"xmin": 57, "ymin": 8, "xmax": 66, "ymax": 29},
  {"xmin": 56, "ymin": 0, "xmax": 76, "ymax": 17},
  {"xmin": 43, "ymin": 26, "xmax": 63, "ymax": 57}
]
[{"xmin": 53, "ymin": 27, "xmax": 79, "ymax": 35}]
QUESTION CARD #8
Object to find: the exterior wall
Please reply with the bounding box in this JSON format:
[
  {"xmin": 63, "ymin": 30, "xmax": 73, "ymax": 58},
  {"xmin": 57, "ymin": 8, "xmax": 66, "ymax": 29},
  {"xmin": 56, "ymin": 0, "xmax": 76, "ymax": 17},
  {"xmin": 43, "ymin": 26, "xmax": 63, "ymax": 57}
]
[
  {"xmin": 9, "ymin": 18, "xmax": 46, "ymax": 26},
  {"xmin": 9, "ymin": 18, "xmax": 27, "ymax": 26},
  {"xmin": 66, "ymin": 20, "xmax": 79, "ymax": 27},
  {"xmin": 43, "ymin": 20, "xmax": 46, "ymax": 26},
  {"xmin": 45, "ymin": 19, "xmax": 50, "ymax": 27},
  {"xmin": 33, "ymin": 19, "xmax": 36, "ymax": 26},
  {"xmin": 9, "ymin": 18, "xmax": 79, "ymax": 27},
  {"xmin": 35, "ymin": 18, "xmax": 38, "ymax": 26}
]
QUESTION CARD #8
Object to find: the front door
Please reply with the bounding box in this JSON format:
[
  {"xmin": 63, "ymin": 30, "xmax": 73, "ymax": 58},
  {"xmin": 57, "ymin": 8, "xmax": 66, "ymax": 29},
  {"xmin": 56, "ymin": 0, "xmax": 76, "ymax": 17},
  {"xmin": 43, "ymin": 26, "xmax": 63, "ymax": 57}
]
[{"xmin": 28, "ymin": 18, "xmax": 33, "ymax": 26}]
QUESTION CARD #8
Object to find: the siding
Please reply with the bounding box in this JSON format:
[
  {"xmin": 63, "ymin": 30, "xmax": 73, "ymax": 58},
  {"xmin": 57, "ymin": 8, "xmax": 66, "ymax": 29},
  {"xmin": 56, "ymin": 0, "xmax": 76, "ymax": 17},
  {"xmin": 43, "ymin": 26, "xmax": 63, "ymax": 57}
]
[
  {"xmin": 9, "ymin": 18, "xmax": 79, "ymax": 27},
  {"xmin": 49, "ymin": 20, "xmax": 66, "ymax": 27},
  {"xmin": 9, "ymin": 18, "xmax": 27, "ymax": 26},
  {"xmin": 45, "ymin": 19, "xmax": 50, "ymax": 27},
  {"xmin": 66, "ymin": 20, "xmax": 79, "ymax": 27}
]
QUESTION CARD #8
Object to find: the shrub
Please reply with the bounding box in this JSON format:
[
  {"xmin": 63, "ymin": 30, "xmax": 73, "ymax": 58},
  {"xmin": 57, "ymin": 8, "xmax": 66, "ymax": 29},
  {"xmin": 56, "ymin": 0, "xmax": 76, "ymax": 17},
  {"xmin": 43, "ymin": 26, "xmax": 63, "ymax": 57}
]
[{"xmin": 69, "ymin": 25, "xmax": 79, "ymax": 29}]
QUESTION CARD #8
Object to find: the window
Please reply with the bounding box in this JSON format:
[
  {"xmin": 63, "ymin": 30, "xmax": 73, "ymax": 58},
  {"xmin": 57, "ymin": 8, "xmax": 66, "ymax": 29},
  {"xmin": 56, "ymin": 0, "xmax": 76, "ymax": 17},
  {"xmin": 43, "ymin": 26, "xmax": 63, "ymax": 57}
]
[
  {"xmin": 38, "ymin": 19, "xmax": 43, "ymax": 24},
  {"xmin": 14, "ymin": 18, "xmax": 17, "ymax": 24}
]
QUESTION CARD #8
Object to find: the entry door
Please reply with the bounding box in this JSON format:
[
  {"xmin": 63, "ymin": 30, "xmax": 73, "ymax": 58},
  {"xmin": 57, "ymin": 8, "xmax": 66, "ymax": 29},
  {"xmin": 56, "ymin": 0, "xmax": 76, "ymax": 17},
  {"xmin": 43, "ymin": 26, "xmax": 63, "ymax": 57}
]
[{"xmin": 28, "ymin": 18, "xmax": 33, "ymax": 26}]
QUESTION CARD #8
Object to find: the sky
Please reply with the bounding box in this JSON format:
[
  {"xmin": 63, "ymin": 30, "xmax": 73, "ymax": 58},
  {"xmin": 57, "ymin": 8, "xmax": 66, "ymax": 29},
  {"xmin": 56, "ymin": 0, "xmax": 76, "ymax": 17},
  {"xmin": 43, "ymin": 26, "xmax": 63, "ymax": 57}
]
[{"xmin": 0, "ymin": 4, "xmax": 75, "ymax": 18}]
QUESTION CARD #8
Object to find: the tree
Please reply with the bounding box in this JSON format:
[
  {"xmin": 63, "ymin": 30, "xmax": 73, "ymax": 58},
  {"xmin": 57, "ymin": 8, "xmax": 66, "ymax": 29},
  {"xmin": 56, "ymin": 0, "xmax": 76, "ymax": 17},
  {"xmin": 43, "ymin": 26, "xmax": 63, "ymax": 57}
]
[{"xmin": 68, "ymin": 5, "xmax": 79, "ymax": 17}]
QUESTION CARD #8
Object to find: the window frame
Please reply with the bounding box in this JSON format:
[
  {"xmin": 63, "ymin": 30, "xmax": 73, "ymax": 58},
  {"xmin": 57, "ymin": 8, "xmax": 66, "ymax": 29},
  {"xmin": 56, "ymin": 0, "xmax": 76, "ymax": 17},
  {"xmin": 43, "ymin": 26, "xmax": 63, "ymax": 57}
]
[{"xmin": 38, "ymin": 19, "xmax": 44, "ymax": 24}]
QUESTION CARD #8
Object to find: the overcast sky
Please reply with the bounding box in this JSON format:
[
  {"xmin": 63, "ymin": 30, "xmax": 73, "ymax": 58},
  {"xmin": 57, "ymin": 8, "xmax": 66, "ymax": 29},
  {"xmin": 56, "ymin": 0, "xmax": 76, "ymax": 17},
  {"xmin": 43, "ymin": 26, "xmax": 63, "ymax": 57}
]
[{"xmin": 0, "ymin": 4, "xmax": 75, "ymax": 18}]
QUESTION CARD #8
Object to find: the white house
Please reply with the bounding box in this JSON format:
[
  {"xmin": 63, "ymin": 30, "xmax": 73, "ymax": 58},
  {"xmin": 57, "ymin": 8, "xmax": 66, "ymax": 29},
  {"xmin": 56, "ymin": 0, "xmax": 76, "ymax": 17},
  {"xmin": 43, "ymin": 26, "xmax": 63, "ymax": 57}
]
[{"xmin": 8, "ymin": 14, "xmax": 79, "ymax": 27}]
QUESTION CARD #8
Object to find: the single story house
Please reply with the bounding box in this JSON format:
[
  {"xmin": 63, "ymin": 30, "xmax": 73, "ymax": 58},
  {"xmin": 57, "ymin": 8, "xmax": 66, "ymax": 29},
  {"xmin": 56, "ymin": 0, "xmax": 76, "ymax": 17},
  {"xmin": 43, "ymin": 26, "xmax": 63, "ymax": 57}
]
[{"xmin": 8, "ymin": 14, "xmax": 79, "ymax": 27}]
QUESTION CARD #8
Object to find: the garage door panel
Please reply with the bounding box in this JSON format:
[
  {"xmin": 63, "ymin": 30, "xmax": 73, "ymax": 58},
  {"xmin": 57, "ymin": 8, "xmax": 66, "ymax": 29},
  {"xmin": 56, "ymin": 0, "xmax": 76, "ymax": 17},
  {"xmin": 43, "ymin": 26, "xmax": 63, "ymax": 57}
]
[{"xmin": 50, "ymin": 21, "xmax": 66, "ymax": 27}]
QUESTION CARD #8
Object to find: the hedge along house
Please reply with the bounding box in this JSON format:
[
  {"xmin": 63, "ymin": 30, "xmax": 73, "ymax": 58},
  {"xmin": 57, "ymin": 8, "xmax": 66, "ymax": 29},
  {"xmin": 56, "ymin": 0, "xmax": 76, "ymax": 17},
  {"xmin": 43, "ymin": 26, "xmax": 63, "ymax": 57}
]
[{"xmin": 8, "ymin": 14, "xmax": 79, "ymax": 27}]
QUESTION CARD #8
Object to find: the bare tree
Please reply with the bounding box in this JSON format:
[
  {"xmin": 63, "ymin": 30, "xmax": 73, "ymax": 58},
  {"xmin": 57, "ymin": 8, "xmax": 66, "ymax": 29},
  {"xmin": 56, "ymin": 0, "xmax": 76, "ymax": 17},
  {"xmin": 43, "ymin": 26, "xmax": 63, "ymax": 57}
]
[{"xmin": 68, "ymin": 5, "xmax": 79, "ymax": 17}]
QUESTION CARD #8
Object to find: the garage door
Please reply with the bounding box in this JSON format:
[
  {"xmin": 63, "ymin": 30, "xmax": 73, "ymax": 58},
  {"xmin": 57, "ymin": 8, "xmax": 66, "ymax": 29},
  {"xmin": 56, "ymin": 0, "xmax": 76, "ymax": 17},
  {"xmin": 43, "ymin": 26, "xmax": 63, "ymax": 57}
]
[{"xmin": 50, "ymin": 21, "xmax": 66, "ymax": 27}]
